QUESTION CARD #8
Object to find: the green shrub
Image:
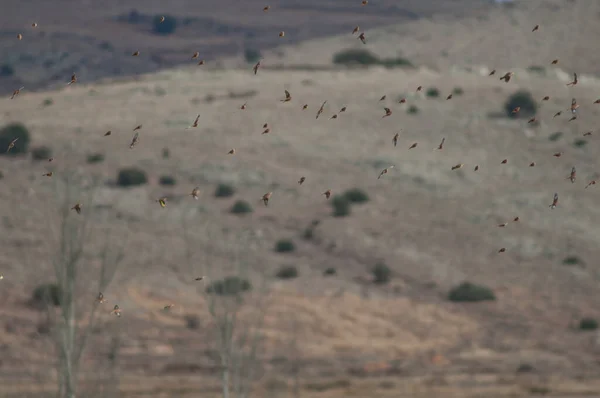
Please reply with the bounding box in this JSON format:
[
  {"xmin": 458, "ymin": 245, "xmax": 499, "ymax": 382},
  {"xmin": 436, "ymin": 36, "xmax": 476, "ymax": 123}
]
[
  {"xmin": 527, "ymin": 65, "xmax": 546, "ymax": 75},
  {"xmin": 452, "ymin": 87, "xmax": 464, "ymax": 96},
  {"xmin": 372, "ymin": 263, "xmax": 391, "ymax": 284},
  {"xmin": 159, "ymin": 175, "xmax": 177, "ymax": 186},
  {"xmin": 323, "ymin": 267, "xmax": 337, "ymax": 276},
  {"xmin": 407, "ymin": 105, "xmax": 419, "ymax": 114},
  {"xmin": 231, "ymin": 200, "xmax": 253, "ymax": 214},
  {"xmin": 116, "ymin": 167, "xmax": 148, "ymax": 187},
  {"xmin": 244, "ymin": 48, "xmax": 262, "ymax": 64},
  {"xmin": 162, "ymin": 147, "xmax": 170, "ymax": 159},
  {"xmin": 31, "ymin": 146, "xmax": 52, "ymax": 161},
  {"xmin": 86, "ymin": 153, "xmax": 105, "ymax": 164},
  {"xmin": 215, "ymin": 183, "xmax": 235, "ymax": 198},
  {"xmin": 548, "ymin": 132, "xmax": 563, "ymax": 142},
  {"xmin": 426, "ymin": 87, "xmax": 440, "ymax": 98},
  {"xmin": 184, "ymin": 314, "xmax": 200, "ymax": 330},
  {"xmin": 331, "ymin": 195, "xmax": 351, "ymax": 217},
  {"xmin": 343, "ymin": 188, "xmax": 369, "ymax": 204},
  {"xmin": 0, "ymin": 123, "xmax": 30, "ymax": 156},
  {"xmin": 333, "ymin": 49, "xmax": 379, "ymax": 66},
  {"xmin": 303, "ymin": 227, "xmax": 314, "ymax": 240},
  {"xmin": 504, "ymin": 90, "xmax": 537, "ymax": 118},
  {"xmin": 152, "ymin": 14, "xmax": 177, "ymax": 35},
  {"xmin": 573, "ymin": 139, "xmax": 587, "ymax": 148},
  {"xmin": 448, "ymin": 282, "xmax": 496, "ymax": 302},
  {"xmin": 579, "ymin": 318, "xmax": 598, "ymax": 331},
  {"xmin": 206, "ymin": 276, "xmax": 252, "ymax": 296},
  {"xmin": 0, "ymin": 64, "xmax": 14, "ymax": 77},
  {"xmin": 32, "ymin": 283, "xmax": 62, "ymax": 307},
  {"xmin": 42, "ymin": 98, "xmax": 54, "ymax": 107},
  {"xmin": 562, "ymin": 255, "xmax": 583, "ymax": 266},
  {"xmin": 275, "ymin": 239, "xmax": 295, "ymax": 253},
  {"xmin": 380, "ymin": 57, "xmax": 413, "ymax": 68},
  {"xmin": 276, "ymin": 265, "xmax": 298, "ymax": 279}
]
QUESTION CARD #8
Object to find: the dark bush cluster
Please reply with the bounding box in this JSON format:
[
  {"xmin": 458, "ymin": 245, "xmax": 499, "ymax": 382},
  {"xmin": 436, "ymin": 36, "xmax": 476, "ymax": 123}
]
[
  {"xmin": 448, "ymin": 282, "xmax": 495, "ymax": 302},
  {"xmin": 32, "ymin": 283, "xmax": 62, "ymax": 307},
  {"xmin": 206, "ymin": 276, "xmax": 252, "ymax": 296},
  {"xmin": 116, "ymin": 167, "xmax": 148, "ymax": 187},
  {"xmin": 276, "ymin": 265, "xmax": 298, "ymax": 279},
  {"xmin": 372, "ymin": 263, "xmax": 391, "ymax": 284},
  {"xmin": 579, "ymin": 317, "xmax": 598, "ymax": 331},
  {"xmin": 231, "ymin": 200, "xmax": 253, "ymax": 214},
  {"xmin": 275, "ymin": 239, "xmax": 295, "ymax": 253},
  {"xmin": 159, "ymin": 175, "xmax": 177, "ymax": 186},
  {"xmin": 86, "ymin": 153, "xmax": 105, "ymax": 164},
  {"xmin": 332, "ymin": 49, "xmax": 413, "ymax": 68},
  {"xmin": 215, "ymin": 183, "xmax": 235, "ymax": 198},
  {"xmin": 504, "ymin": 90, "xmax": 537, "ymax": 118}
]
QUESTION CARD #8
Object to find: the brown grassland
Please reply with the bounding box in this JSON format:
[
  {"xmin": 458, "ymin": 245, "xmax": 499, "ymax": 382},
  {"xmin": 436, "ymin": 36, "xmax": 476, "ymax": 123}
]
[{"xmin": 2, "ymin": 0, "xmax": 600, "ymax": 397}]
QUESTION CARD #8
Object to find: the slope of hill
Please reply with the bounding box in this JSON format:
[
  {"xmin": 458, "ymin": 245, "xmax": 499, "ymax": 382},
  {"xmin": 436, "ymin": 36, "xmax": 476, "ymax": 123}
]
[
  {"xmin": 2, "ymin": 1, "xmax": 600, "ymax": 397},
  {"xmin": 260, "ymin": 0, "xmax": 600, "ymax": 75},
  {"xmin": 0, "ymin": 0, "xmax": 489, "ymax": 93}
]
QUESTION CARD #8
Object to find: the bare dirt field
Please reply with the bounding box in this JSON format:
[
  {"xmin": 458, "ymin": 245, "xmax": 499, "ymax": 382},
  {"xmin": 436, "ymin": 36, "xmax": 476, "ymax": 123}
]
[{"xmin": 2, "ymin": 0, "xmax": 600, "ymax": 397}]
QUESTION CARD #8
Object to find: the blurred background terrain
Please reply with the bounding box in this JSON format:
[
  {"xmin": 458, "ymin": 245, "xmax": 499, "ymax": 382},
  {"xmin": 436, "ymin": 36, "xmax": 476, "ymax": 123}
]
[{"xmin": 2, "ymin": 0, "xmax": 600, "ymax": 397}]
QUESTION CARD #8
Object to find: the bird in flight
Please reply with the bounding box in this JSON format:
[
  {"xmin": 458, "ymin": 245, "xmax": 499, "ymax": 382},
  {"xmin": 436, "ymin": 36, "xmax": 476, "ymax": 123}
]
[
  {"xmin": 434, "ymin": 138, "xmax": 445, "ymax": 151},
  {"xmin": 129, "ymin": 132, "xmax": 139, "ymax": 149},
  {"xmin": 499, "ymin": 72, "xmax": 514, "ymax": 83},
  {"xmin": 6, "ymin": 138, "xmax": 18, "ymax": 153},
  {"xmin": 567, "ymin": 167, "xmax": 576, "ymax": 183},
  {"xmin": 323, "ymin": 189, "xmax": 332, "ymax": 199},
  {"xmin": 262, "ymin": 192, "xmax": 272, "ymax": 206},
  {"xmin": 378, "ymin": 165, "xmax": 394, "ymax": 179},
  {"xmin": 186, "ymin": 114, "xmax": 200, "ymax": 129},
  {"xmin": 281, "ymin": 90, "xmax": 292, "ymax": 102},
  {"xmin": 71, "ymin": 203, "xmax": 82, "ymax": 214},
  {"xmin": 253, "ymin": 61, "xmax": 261, "ymax": 75},
  {"xmin": 549, "ymin": 193, "xmax": 559, "ymax": 209},
  {"xmin": 566, "ymin": 73, "xmax": 578, "ymax": 86},
  {"xmin": 358, "ymin": 33, "xmax": 366, "ymax": 44},
  {"xmin": 316, "ymin": 101, "xmax": 327, "ymax": 119},
  {"xmin": 10, "ymin": 86, "xmax": 24, "ymax": 99},
  {"xmin": 190, "ymin": 187, "xmax": 200, "ymax": 200},
  {"xmin": 382, "ymin": 107, "xmax": 392, "ymax": 118}
]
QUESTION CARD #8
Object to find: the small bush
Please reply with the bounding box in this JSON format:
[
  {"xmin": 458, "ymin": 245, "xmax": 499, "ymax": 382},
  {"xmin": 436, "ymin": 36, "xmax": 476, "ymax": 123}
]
[
  {"xmin": 184, "ymin": 314, "xmax": 200, "ymax": 330},
  {"xmin": 333, "ymin": 49, "xmax": 379, "ymax": 66},
  {"xmin": 504, "ymin": 90, "xmax": 537, "ymax": 118},
  {"xmin": 162, "ymin": 147, "xmax": 170, "ymax": 159},
  {"xmin": 548, "ymin": 132, "xmax": 563, "ymax": 142},
  {"xmin": 276, "ymin": 265, "xmax": 298, "ymax": 279},
  {"xmin": 448, "ymin": 282, "xmax": 496, "ymax": 302},
  {"xmin": 527, "ymin": 65, "xmax": 546, "ymax": 75},
  {"xmin": 516, "ymin": 363, "xmax": 535, "ymax": 373},
  {"xmin": 244, "ymin": 48, "xmax": 262, "ymax": 64},
  {"xmin": 426, "ymin": 87, "xmax": 440, "ymax": 98},
  {"xmin": 562, "ymin": 255, "xmax": 583, "ymax": 266},
  {"xmin": 452, "ymin": 87, "xmax": 464, "ymax": 96},
  {"xmin": 579, "ymin": 317, "xmax": 598, "ymax": 331},
  {"xmin": 0, "ymin": 64, "xmax": 14, "ymax": 77},
  {"xmin": 215, "ymin": 183, "xmax": 235, "ymax": 198},
  {"xmin": 31, "ymin": 146, "xmax": 52, "ymax": 161},
  {"xmin": 380, "ymin": 57, "xmax": 413, "ymax": 68},
  {"xmin": 275, "ymin": 239, "xmax": 295, "ymax": 253},
  {"xmin": 159, "ymin": 175, "xmax": 177, "ymax": 186},
  {"xmin": 116, "ymin": 167, "xmax": 148, "ymax": 187},
  {"xmin": 152, "ymin": 14, "xmax": 177, "ymax": 35},
  {"xmin": 302, "ymin": 227, "xmax": 314, "ymax": 240},
  {"xmin": 573, "ymin": 139, "xmax": 587, "ymax": 148},
  {"xmin": 86, "ymin": 153, "xmax": 105, "ymax": 164},
  {"xmin": 372, "ymin": 263, "xmax": 391, "ymax": 284},
  {"xmin": 231, "ymin": 200, "xmax": 253, "ymax": 214},
  {"xmin": 331, "ymin": 195, "xmax": 351, "ymax": 217},
  {"xmin": 32, "ymin": 283, "xmax": 62, "ymax": 307},
  {"xmin": 42, "ymin": 98, "xmax": 54, "ymax": 107},
  {"xmin": 0, "ymin": 123, "xmax": 31, "ymax": 156},
  {"xmin": 343, "ymin": 188, "xmax": 369, "ymax": 204},
  {"xmin": 206, "ymin": 276, "xmax": 252, "ymax": 296},
  {"xmin": 323, "ymin": 267, "xmax": 337, "ymax": 276},
  {"xmin": 407, "ymin": 105, "xmax": 420, "ymax": 114}
]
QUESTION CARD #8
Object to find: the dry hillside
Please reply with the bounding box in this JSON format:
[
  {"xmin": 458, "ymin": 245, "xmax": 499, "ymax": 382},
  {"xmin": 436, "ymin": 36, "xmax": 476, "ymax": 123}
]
[{"xmin": 2, "ymin": 1, "xmax": 600, "ymax": 397}]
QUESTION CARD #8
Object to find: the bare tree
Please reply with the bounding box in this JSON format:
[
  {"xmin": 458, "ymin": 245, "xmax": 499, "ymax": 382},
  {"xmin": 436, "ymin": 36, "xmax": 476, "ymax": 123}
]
[
  {"xmin": 26, "ymin": 171, "xmax": 127, "ymax": 398},
  {"xmin": 181, "ymin": 209, "xmax": 270, "ymax": 398}
]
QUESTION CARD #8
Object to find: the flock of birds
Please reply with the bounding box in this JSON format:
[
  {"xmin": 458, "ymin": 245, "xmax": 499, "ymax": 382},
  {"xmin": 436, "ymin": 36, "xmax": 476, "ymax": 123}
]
[{"xmin": 5, "ymin": 4, "xmax": 600, "ymax": 317}]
